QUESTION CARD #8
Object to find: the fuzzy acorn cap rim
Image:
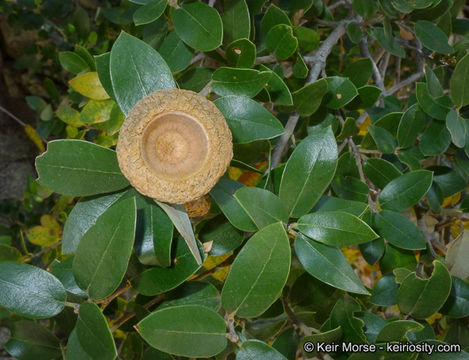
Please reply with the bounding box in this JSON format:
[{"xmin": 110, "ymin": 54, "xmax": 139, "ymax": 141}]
[{"xmin": 116, "ymin": 89, "xmax": 233, "ymax": 204}]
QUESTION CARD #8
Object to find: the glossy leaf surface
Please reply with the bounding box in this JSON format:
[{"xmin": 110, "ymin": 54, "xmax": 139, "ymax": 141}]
[
  {"xmin": 36, "ymin": 140, "xmax": 129, "ymax": 197},
  {"xmin": 221, "ymin": 222, "xmax": 291, "ymax": 318},
  {"xmin": 294, "ymin": 234, "xmax": 370, "ymax": 295},
  {"xmin": 73, "ymin": 197, "xmax": 136, "ymax": 300},
  {"xmin": 137, "ymin": 305, "xmax": 227, "ymax": 358},
  {"xmin": 0, "ymin": 262, "xmax": 66, "ymax": 318},
  {"xmin": 279, "ymin": 126, "xmax": 337, "ymax": 217}
]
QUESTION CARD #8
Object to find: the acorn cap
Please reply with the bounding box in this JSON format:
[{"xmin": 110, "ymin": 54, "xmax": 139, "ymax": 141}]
[
  {"xmin": 117, "ymin": 89, "xmax": 233, "ymax": 204},
  {"xmin": 184, "ymin": 194, "xmax": 211, "ymax": 218}
]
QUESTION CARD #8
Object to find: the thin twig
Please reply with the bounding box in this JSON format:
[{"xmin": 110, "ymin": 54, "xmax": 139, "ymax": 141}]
[
  {"xmin": 282, "ymin": 299, "xmax": 318, "ymax": 336},
  {"xmin": 348, "ymin": 139, "xmax": 367, "ymax": 183},
  {"xmin": 373, "ymin": 47, "xmax": 386, "ymax": 64},
  {"xmin": 271, "ymin": 113, "xmax": 300, "ymax": 169},
  {"xmin": 382, "ymin": 72, "xmax": 424, "ymax": 96},
  {"xmin": 24, "ymin": 241, "xmax": 62, "ymax": 262},
  {"xmin": 379, "ymin": 52, "xmax": 391, "ymax": 80},
  {"xmin": 314, "ymin": 17, "xmax": 340, "ymax": 27},
  {"xmin": 349, "ymin": 138, "xmax": 378, "ymax": 213},
  {"xmin": 168, "ymin": 0, "xmax": 180, "ymax": 8},
  {"xmin": 328, "ymin": 0, "xmax": 348, "ymax": 10},
  {"xmin": 199, "ymin": 80, "xmax": 213, "ymax": 97},
  {"xmin": 255, "ymin": 55, "xmax": 277, "ymax": 64},
  {"xmin": 96, "ymin": 281, "xmax": 132, "ymax": 308},
  {"xmin": 225, "ymin": 313, "xmax": 240, "ymax": 343},
  {"xmin": 0, "ymin": 105, "xmax": 26, "ymax": 127},
  {"xmin": 114, "ymin": 295, "xmax": 165, "ymax": 332},
  {"xmin": 358, "ymin": 148, "xmax": 382, "ymax": 155},
  {"xmin": 356, "ymin": 112, "xmax": 368, "ymax": 125},
  {"xmin": 216, "ymin": 47, "xmax": 226, "ymax": 59},
  {"xmin": 395, "ymin": 56, "xmax": 401, "ymax": 84},
  {"xmin": 190, "ymin": 52, "xmax": 204, "ymax": 65},
  {"xmin": 360, "ymin": 37, "xmax": 384, "ymax": 90},
  {"xmin": 417, "ymin": 217, "xmax": 439, "ymax": 258},
  {"xmin": 338, "ymin": 138, "xmax": 349, "ymax": 154},
  {"xmin": 208, "ymin": 0, "xmax": 215, "ymax": 6}
]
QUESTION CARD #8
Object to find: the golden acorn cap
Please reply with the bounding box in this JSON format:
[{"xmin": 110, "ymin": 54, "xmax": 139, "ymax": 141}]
[
  {"xmin": 184, "ymin": 194, "xmax": 211, "ymax": 218},
  {"xmin": 116, "ymin": 89, "xmax": 233, "ymax": 204}
]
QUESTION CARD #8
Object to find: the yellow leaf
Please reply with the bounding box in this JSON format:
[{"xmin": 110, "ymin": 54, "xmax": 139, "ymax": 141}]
[
  {"xmin": 237, "ymin": 171, "xmax": 261, "ymax": 187},
  {"xmin": 25, "ymin": 215, "xmax": 62, "ymax": 247},
  {"xmin": 51, "ymin": 195, "xmax": 75, "ymax": 216},
  {"xmin": 442, "ymin": 192, "xmax": 461, "ymax": 208},
  {"xmin": 237, "ymin": 161, "xmax": 268, "ymax": 187},
  {"xmin": 113, "ymin": 329, "xmax": 126, "ymax": 338},
  {"xmin": 342, "ymin": 247, "xmax": 360, "ymax": 263},
  {"xmin": 65, "ymin": 125, "xmax": 79, "ymax": 139},
  {"xmin": 69, "ymin": 72, "xmax": 110, "ymax": 100},
  {"xmin": 202, "ymin": 253, "xmax": 231, "ymax": 270},
  {"xmin": 24, "ymin": 125, "xmax": 45, "ymax": 153},
  {"xmin": 211, "ymin": 265, "xmax": 230, "ymax": 282},
  {"xmin": 426, "ymin": 312, "xmax": 442, "ymax": 325},
  {"xmin": 228, "ymin": 166, "xmax": 243, "ymax": 181},
  {"xmin": 80, "ymin": 99, "xmax": 114, "ymax": 124},
  {"xmin": 95, "ymin": 132, "xmax": 118, "ymax": 147},
  {"xmin": 56, "ymin": 101, "xmax": 84, "ymax": 127},
  {"xmin": 450, "ymin": 221, "xmax": 461, "ymax": 238},
  {"xmin": 359, "ymin": 117, "xmax": 371, "ymax": 136}
]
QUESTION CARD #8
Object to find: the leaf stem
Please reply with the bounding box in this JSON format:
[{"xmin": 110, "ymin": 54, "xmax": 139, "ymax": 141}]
[
  {"xmin": 18, "ymin": 229, "xmax": 29, "ymax": 255},
  {"xmin": 64, "ymin": 301, "xmax": 80, "ymax": 311}
]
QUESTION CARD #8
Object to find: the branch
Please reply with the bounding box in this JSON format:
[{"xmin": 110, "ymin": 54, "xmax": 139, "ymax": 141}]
[
  {"xmin": 190, "ymin": 52, "xmax": 204, "ymax": 65},
  {"xmin": 379, "ymin": 52, "xmax": 391, "ymax": 80},
  {"xmin": 304, "ymin": 19, "xmax": 354, "ymax": 83},
  {"xmin": 282, "ymin": 299, "xmax": 319, "ymax": 336},
  {"xmin": 271, "ymin": 19, "xmax": 355, "ymax": 168},
  {"xmin": 417, "ymin": 217, "xmax": 439, "ymax": 258},
  {"xmin": 313, "ymin": 17, "xmax": 340, "ymax": 27},
  {"xmin": 199, "ymin": 80, "xmax": 212, "ymax": 97},
  {"xmin": 96, "ymin": 281, "xmax": 132, "ymax": 308},
  {"xmin": 116, "ymin": 295, "xmax": 165, "ymax": 332},
  {"xmin": 24, "ymin": 241, "xmax": 62, "ymax": 262},
  {"xmin": 382, "ymin": 71, "xmax": 424, "ymax": 96},
  {"xmin": 328, "ymin": 0, "xmax": 349, "ymax": 10},
  {"xmin": 224, "ymin": 313, "xmax": 239, "ymax": 343},
  {"xmin": 360, "ymin": 37, "xmax": 385, "ymax": 90},
  {"xmin": 348, "ymin": 138, "xmax": 378, "ymax": 213},
  {"xmin": 255, "ymin": 55, "xmax": 277, "ymax": 64},
  {"xmin": 0, "ymin": 105, "xmax": 26, "ymax": 127},
  {"xmin": 271, "ymin": 112, "xmax": 300, "ymax": 169},
  {"xmin": 338, "ymin": 138, "xmax": 349, "ymax": 154}
]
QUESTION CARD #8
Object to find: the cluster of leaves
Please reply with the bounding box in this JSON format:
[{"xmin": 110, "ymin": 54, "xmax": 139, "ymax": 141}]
[{"xmin": 1, "ymin": 0, "xmax": 469, "ymax": 359}]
